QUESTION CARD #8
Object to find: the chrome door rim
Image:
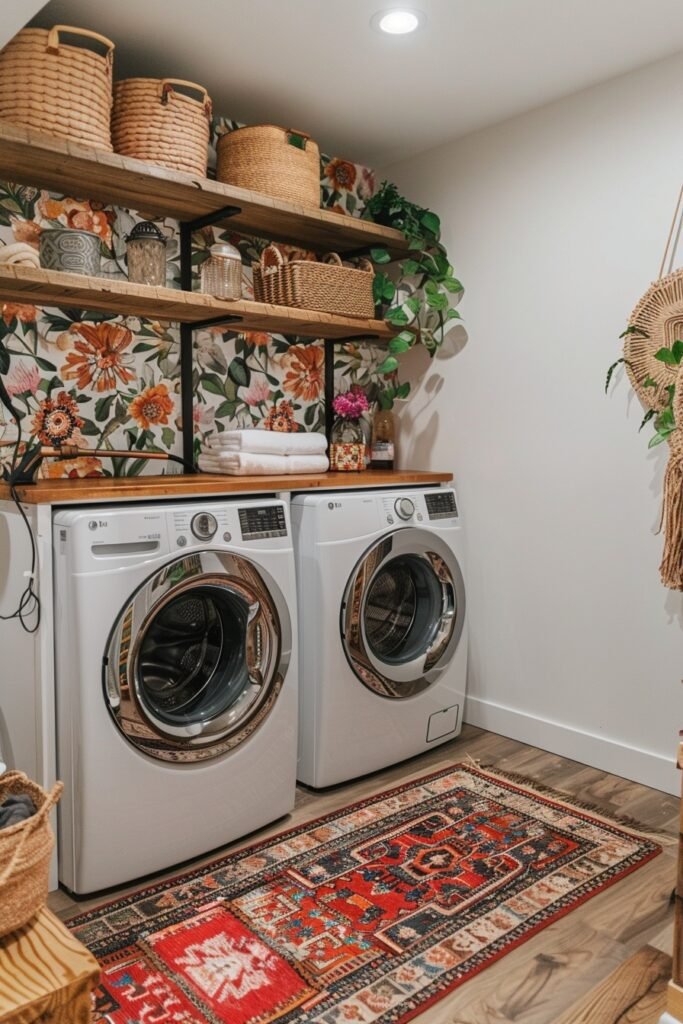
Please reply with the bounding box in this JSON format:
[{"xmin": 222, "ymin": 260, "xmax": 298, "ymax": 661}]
[
  {"xmin": 103, "ymin": 550, "xmax": 290, "ymax": 762},
  {"xmin": 341, "ymin": 528, "xmax": 465, "ymax": 698}
]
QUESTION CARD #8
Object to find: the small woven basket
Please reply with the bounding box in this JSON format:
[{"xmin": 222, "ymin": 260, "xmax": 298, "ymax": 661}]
[
  {"xmin": 112, "ymin": 78, "xmax": 212, "ymax": 176},
  {"xmin": 0, "ymin": 771, "xmax": 63, "ymax": 938},
  {"xmin": 253, "ymin": 245, "xmax": 374, "ymax": 318},
  {"xmin": 217, "ymin": 125, "xmax": 321, "ymax": 207},
  {"xmin": 0, "ymin": 25, "xmax": 114, "ymax": 150}
]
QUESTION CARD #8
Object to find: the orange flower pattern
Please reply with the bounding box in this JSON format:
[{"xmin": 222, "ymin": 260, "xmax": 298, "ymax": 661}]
[
  {"xmin": 0, "ymin": 119, "xmax": 379, "ymax": 477},
  {"xmin": 129, "ymin": 384, "xmax": 175, "ymax": 430},
  {"xmin": 282, "ymin": 345, "xmax": 325, "ymax": 402},
  {"xmin": 63, "ymin": 322, "xmax": 137, "ymax": 393}
]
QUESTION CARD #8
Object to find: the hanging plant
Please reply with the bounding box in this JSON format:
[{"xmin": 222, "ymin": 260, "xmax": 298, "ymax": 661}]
[{"xmin": 362, "ymin": 181, "xmax": 464, "ymax": 389}]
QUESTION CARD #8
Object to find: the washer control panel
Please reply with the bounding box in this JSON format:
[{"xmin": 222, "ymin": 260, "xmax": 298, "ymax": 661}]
[
  {"xmin": 425, "ymin": 490, "xmax": 458, "ymax": 520},
  {"xmin": 239, "ymin": 504, "xmax": 288, "ymax": 541},
  {"xmin": 395, "ymin": 496, "xmax": 415, "ymax": 520},
  {"xmin": 191, "ymin": 512, "xmax": 218, "ymax": 540}
]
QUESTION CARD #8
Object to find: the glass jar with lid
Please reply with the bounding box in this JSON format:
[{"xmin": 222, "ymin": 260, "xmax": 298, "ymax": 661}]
[
  {"xmin": 200, "ymin": 241, "xmax": 242, "ymax": 300},
  {"xmin": 125, "ymin": 221, "xmax": 167, "ymax": 286}
]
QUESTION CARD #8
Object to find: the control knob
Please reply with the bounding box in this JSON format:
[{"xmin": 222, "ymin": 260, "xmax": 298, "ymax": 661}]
[
  {"xmin": 191, "ymin": 512, "xmax": 218, "ymax": 540},
  {"xmin": 395, "ymin": 497, "xmax": 415, "ymax": 521}
]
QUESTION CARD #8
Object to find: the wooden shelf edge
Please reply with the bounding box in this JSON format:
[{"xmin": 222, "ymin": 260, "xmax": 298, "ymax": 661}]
[
  {"xmin": 0, "ymin": 470, "xmax": 453, "ymax": 506},
  {"xmin": 0, "ymin": 122, "xmax": 410, "ymax": 259},
  {"xmin": 0, "ymin": 265, "xmax": 395, "ymax": 341}
]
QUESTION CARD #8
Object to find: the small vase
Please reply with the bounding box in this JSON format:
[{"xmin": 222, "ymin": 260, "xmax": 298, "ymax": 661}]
[{"xmin": 330, "ymin": 417, "xmax": 366, "ymax": 472}]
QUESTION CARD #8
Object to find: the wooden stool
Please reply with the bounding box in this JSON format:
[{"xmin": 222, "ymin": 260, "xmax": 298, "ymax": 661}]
[{"xmin": 0, "ymin": 907, "xmax": 99, "ymax": 1024}]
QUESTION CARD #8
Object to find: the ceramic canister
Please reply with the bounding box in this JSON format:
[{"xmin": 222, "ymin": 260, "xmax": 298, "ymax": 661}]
[{"xmin": 39, "ymin": 228, "xmax": 101, "ymax": 276}]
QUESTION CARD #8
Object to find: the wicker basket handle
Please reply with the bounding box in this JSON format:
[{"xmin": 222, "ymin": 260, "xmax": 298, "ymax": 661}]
[
  {"xmin": 357, "ymin": 258, "xmax": 374, "ymax": 274},
  {"xmin": 321, "ymin": 253, "xmax": 344, "ymax": 267},
  {"xmin": 284, "ymin": 128, "xmax": 311, "ymax": 150},
  {"xmin": 160, "ymin": 79, "xmax": 212, "ymax": 118},
  {"xmin": 0, "ymin": 780, "xmax": 63, "ymax": 886},
  {"xmin": 261, "ymin": 244, "xmax": 285, "ymax": 272},
  {"xmin": 46, "ymin": 25, "xmax": 114, "ymax": 62}
]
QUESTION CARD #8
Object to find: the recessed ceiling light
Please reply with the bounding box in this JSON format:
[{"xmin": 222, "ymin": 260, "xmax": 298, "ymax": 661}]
[{"xmin": 371, "ymin": 9, "xmax": 425, "ymax": 35}]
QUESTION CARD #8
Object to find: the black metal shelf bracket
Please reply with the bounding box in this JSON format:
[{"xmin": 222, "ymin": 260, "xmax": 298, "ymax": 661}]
[{"xmin": 179, "ymin": 206, "xmax": 242, "ymax": 469}]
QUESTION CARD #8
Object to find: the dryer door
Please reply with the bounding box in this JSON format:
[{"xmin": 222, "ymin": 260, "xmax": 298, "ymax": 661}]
[
  {"xmin": 104, "ymin": 551, "xmax": 290, "ymax": 762},
  {"xmin": 341, "ymin": 528, "xmax": 465, "ymax": 698}
]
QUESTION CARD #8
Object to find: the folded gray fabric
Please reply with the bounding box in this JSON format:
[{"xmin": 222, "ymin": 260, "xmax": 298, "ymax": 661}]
[{"xmin": 0, "ymin": 793, "xmax": 36, "ymax": 829}]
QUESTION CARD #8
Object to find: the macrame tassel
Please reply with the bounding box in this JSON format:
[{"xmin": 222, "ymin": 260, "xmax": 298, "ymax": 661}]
[{"xmin": 659, "ymin": 443, "xmax": 683, "ymax": 589}]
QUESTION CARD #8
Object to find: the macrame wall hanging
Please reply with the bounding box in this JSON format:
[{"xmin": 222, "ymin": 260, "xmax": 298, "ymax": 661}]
[{"xmin": 623, "ymin": 184, "xmax": 683, "ymax": 589}]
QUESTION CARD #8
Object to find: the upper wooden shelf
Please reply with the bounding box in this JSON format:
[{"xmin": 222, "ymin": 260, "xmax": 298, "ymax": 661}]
[
  {"xmin": 0, "ymin": 122, "xmax": 411, "ymax": 259},
  {"xmin": 0, "ymin": 264, "xmax": 395, "ymax": 341},
  {"xmin": 0, "ymin": 470, "xmax": 453, "ymax": 506}
]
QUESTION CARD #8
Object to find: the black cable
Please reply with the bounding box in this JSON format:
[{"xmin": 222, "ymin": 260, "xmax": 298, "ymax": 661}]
[{"xmin": 0, "ymin": 390, "xmax": 41, "ymax": 633}]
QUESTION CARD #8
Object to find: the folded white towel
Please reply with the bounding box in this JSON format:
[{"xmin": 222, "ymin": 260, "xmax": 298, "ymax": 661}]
[
  {"xmin": 198, "ymin": 451, "xmax": 329, "ymax": 476},
  {"xmin": 208, "ymin": 429, "xmax": 327, "ymax": 456}
]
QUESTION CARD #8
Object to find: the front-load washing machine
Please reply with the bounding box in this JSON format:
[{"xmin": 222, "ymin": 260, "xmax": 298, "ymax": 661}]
[
  {"xmin": 292, "ymin": 487, "xmax": 467, "ymax": 787},
  {"xmin": 53, "ymin": 497, "xmax": 297, "ymax": 893}
]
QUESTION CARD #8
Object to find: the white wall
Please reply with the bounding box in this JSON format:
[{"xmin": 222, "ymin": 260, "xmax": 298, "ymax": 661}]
[
  {"xmin": 385, "ymin": 53, "xmax": 683, "ymax": 794},
  {"xmin": 0, "ymin": 1, "xmax": 49, "ymax": 48}
]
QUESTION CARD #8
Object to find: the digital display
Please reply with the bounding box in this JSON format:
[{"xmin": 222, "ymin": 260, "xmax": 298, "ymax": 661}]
[
  {"xmin": 239, "ymin": 505, "xmax": 287, "ymax": 540},
  {"xmin": 425, "ymin": 491, "xmax": 458, "ymax": 520}
]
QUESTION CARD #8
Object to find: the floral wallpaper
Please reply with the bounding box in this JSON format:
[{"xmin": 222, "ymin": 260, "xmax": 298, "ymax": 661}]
[{"xmin": 0, "ymin": 116, "xmax": 387, "ymax": 479}]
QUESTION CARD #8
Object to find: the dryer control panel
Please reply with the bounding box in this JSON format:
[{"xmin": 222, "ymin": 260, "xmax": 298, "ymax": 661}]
[
  {"xmin": 239, "ymin": 504, "xmax": 288, "ymax": 541},
  {"xmin": 379, "ymin": 489, "xmax": 459, "ymax": 527}
]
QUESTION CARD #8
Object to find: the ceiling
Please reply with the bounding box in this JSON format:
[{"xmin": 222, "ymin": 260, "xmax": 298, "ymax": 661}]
[{"xmin": 28, "ymin": 0, "xmax": 683, "ymax": 167}]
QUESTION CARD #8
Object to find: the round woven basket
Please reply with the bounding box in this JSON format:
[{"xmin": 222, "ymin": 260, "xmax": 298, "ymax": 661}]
[
  {"xmin": 0, "ymin": 771, "xmax": 63, "ymax": 938},
  {"xmin": 0, "ymin": 25, "xmax": 114, "ymax": 150},
  {"xmin": 112, "ymin": 78, "xmax": 212, "ymax": 176},
  {"xmin": 624, "ymin": 268, "xmax": 683, "ymax": 412},
  {"xmin": 217, "ymin": 125, "xmax": 321, "ymax": 207}
]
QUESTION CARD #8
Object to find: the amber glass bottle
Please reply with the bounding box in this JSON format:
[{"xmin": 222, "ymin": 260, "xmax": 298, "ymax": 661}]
[{"xmin": 371, "ymin": 406, "xmax": 395, "ymax": 470}]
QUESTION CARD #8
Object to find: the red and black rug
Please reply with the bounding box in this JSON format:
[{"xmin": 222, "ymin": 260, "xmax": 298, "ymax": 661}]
[{"xmin": 70, "ymin": 764, "xmax": 661, "ymax": 1024}]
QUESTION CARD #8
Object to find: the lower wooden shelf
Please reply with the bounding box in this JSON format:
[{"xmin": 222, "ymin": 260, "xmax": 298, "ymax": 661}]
[{"xmin": 0, "ymin": 469, "xmax": 453, "ymax": 506}]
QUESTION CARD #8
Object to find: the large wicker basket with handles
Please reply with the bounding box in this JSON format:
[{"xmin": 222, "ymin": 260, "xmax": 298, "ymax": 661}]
[
  {"xmin": 112, "ymin": 78, "xmax": 212, "ymax": 176},
  {"xmin": 217, "ymin": 125, "xmax": 321, "ymax": 207},
  {"xmin": 253, "ymin": 245, "xmax": 375, "ymax": 318},
  {"xmin": 0, "ymin": 771, "xmax": 63, "ymax": 938},
  {"xmin": 0, "ymin": 25, "xmax": 114, "ymax": 150}
]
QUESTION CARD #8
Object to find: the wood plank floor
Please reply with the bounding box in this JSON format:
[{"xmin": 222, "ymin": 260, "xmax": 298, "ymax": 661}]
[{"xmin": 48, "ymin": 725, "xmax": 679, "ymax": 1024}]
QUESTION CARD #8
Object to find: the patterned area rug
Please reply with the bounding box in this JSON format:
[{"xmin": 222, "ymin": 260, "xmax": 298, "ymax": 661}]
[{"xmin": 70, "ymin": 764, "xmax": 661, "ymax": 1024}]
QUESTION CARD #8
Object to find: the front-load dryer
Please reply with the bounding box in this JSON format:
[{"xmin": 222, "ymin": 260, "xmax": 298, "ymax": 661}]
[
  {"xmin": 292, "ymin": 488, "xmax": 467, "ymax": 788},
  {"xmin": 53, "ymin": 498, "xmax": 297, "ymax": 893}
]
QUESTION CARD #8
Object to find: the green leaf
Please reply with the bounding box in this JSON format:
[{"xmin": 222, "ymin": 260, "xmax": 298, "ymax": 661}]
[
  {"xmin": 426, "ymin": 291, "xmax": 448, "ymax": 311},
  {"xmin": 32, "ymin": 356, "xmax": 56, "ymax": 372},
  {"xmin": 0, "ymin": 341, "xmax": 8, "ymax": 375},
  {"xmin": 405, "ymin": 296, "xmax": 421, "ymax": 315},
  {"xmin": 443, "ymin": 277, "xmax": 464, "ymax": 293},
  {"xmin": 376, "ymin": 355, "xmax": 399, "ymax": 375},
  {"xmin": 656, "ymin": 407, "xmax": 675, "ymax": 431},
  {"xmin": 388, "ymin": 336, "xmax": 413, "ymax": 354},
  {"xmin": 672, "ymin": 340, "xmax": 683, "ymax": 364},
  {"xmin": 370, "ymin": 247, "xmax": 391, "ymax": 264},
  {"xmin": 215, "ymin": 399, "xmax": 238, "ymax": 419},
  {"xmin": 94, "ymin": 395, "xmax": 116, "ymax": 422},
  {"xmin": 384, "ymin": 306, "xmax": 409, "ymax": 326},
  {"xmin": 132, "ymin": 342, "xmax": 157, "ymax": 353},
  {"xmin": 643, "ymin": 376, "xmax": 657, "ymax": 389},
  {"xmin": 401, "ymin": 259, "xmax": 423, "ymax": 276},
  {"xmin": 654, "ymin": 347, "xmax": 678, "ymax": 365},
  {"xmin": 619, "ymin": 325, "xmax": 649, "ymax": 339},
  {"xmin": 201, "ymin": 375, "xmax": 226, "ymax": 396},
  {"xmin": 638, "ymin": 408, "xmax": 656, "ymax": 432},
  {"xmin": 648, "ymin": 431, "xmax": 669, "ymax": 448},
  {"xmin": 395, "ymin": 381, "xmax": 411, "ymax": 399},
  {"xmin": 605, "ymin": 357, "xmax": 628, "ymax": 393},
  {"xmin": 420, "ymin": 211, "xmax": 440, "ymax": 237},
  {"xmin": 445, "ymin": 308, "xmax": 462, "ymax": 321},
  {"xmin": 78, "ymin": 419, "xmax": 100, "ymax": 437},
  {"xmin": 161, "ymin": 426, "xmax": 175, "ymax": 449},
  {"xmin": 304, "ymin": 404, "xmax": 316, "ymax": 426},
  {"xmin": 227, "ymin": 357, "xmax": 250, "ymax": 388}
]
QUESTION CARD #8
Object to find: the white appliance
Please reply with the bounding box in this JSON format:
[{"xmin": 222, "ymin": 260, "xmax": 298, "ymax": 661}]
[
  {"xmin": 53, "ymin": 498, "xmax": 297, "ymax": 894},
  {"xmin": 292, "ymin": 487, "xmax": 467, "ymax": 787}
]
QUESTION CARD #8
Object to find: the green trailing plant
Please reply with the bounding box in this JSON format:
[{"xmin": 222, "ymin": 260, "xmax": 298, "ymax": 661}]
[
  {"xmin": 362, "ymin": 181, "xmax": 464, "ymax": 388},
  {"xmin": 606, "ymin": 328, "xmax": 683, "ymax": 447}
]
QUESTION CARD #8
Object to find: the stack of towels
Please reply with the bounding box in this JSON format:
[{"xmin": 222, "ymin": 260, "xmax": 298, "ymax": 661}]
[{"xmin": 198, "ymin": 429, "xmax": 329, "ymax": 475}]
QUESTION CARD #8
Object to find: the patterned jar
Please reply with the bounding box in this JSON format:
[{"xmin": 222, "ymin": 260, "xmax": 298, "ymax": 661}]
[
  {"xmin": 39, "ymin": 229, "xmax": 101, "ymax": 276},
  {"xmin": 125, "ymin": 221, "xmax": 167, "ymax": 286},
  {"xmin": 329, "ymin": 417, "xmax": 366, "ymax": 472}
]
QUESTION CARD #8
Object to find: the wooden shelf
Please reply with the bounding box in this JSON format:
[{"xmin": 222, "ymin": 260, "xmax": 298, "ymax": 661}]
[
  {"xmin": 0, "ymin": 470, "xmax": 453, "ymax": 506},
  {"xmin": 0, "ymin": 122, "xmax": 410, "ymax": 259},
  {"xmin": 0, "ymin": 264, "xmax": 395, "ymax": 340}
]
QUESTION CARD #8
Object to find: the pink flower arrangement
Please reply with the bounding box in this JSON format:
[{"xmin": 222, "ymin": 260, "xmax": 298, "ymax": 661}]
[{"xmin": 332, "ymin": 386, "xmax": 369, "ymax": 421}]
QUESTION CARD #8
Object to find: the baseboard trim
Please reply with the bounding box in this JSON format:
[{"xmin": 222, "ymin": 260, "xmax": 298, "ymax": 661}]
[{"xmin": 464, "ymin": 696, "xmax": 679, "ymax": 795}]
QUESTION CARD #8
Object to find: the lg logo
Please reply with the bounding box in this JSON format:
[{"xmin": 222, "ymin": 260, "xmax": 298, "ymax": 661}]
[
  {"xmin": 88, "ymin": 520, "xmax": 108, "ymax": 530},
  {"xmin": 327, "ymin": 502, "xmax": 342, "ymax": 510}
]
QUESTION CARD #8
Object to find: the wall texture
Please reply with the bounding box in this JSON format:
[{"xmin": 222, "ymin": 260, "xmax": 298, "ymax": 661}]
[
  {"xmin": 386, "ymin": 52, "xmax": 683, "ymax": 793},
  {"xmin": 0, "ymin": 118, "xmax": 385, "ymax": 478}
]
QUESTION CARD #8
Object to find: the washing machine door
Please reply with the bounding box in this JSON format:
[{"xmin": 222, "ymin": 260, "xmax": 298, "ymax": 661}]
[
  {"xmin": 341, "ymin": 528, "xmax": 465, "ymax": 698},
  {"xmin": 104, "ymin": 550, "xmax": 290, "ymax": 762}
]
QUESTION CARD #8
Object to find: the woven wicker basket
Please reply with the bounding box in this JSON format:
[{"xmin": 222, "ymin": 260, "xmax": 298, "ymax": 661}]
[
  {"xmin": 253, "ymin": 246, "xmax": 374, "ymax": 318},
  {"xmin": 112, "ymin": 78, "xmax": 212, "ymax": 176},
  {"xmin": 217, "ymin": 125, "xmax": 321, "ymax": 207},
  {"xmin": 0, "ymin": 25, "xmax": 114, "ymax": 150},
  {"xmin": 0, "ymin": 771, "xmax": 63, "ymax": 938}
]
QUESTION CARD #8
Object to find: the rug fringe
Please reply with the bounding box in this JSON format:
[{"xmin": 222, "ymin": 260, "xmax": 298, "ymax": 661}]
[{"xmin": 473, "ymin": 763, "xmax": 674, "ymax": 845}]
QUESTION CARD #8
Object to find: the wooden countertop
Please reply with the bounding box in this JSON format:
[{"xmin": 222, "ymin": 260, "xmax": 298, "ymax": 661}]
[{"xmin": 0, "ymin": 470, "xmax": 453, "ymax": 506}]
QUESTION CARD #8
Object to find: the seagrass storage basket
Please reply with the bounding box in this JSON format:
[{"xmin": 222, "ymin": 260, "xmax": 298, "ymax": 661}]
[
  {"xmin": 253, "ymin": 245, "xmax": 374, "ymax": 318},
  {"xmin": 0, "ymin": 25, "xmax": 114, "ymax": 150},
  {"xmin": 0, "ymin": 771, "xmax": 63, "ymax": 938},
  {"xmin": 217, "ymin": 125, "xmax": 321, "ymax": 207},
  {"xmin": 112, "ymin": 78, "xmax": 212, "ymax": 176}
]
